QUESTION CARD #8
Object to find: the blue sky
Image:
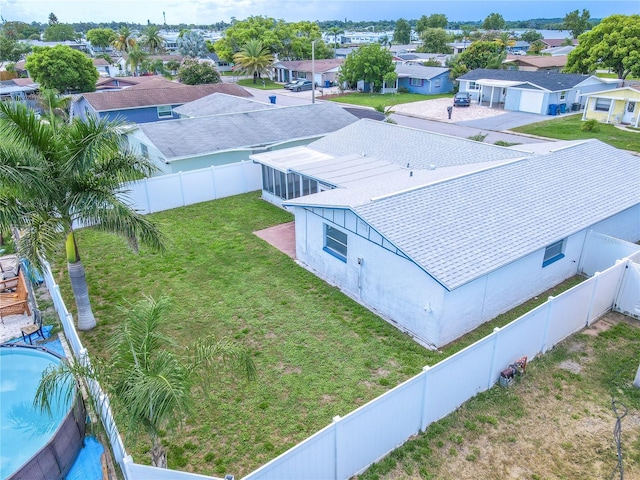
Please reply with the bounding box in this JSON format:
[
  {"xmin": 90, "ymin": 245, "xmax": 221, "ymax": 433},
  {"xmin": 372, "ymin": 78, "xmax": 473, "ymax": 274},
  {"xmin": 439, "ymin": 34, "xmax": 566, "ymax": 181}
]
[{"xmin": 0, "ymin": 0, "xmax": 637, "ymax": 25}]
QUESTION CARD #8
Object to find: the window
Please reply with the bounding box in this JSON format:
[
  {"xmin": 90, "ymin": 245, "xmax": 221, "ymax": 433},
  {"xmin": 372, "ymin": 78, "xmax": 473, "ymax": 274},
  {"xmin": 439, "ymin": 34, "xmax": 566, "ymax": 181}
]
[
  {"xmin": 434, "ymin": 78, "xmax": 441, "ymax": 88},
  {"xmin": 628, "ymin": 102, "xmax": 636, "ymax": 113},
  {"xmin": 594, "ymin": 98, "xmax": 611, "ymax": 112},
  {"xmin": 410, "ymin": 78, "xmax": 423, "ymax": 87},
  {"xmin": 140, "ymin": 144, "xmax": 149, "ymax": 159},
  {"xmin": 324, "ymin": 224, "xmax": 347, "ymax": 262},
  {"xmin": 469, "ymin": 81, "xmax": 479, "ymax": 90},
  {"xmin": 542, "ymin": 239, "xmax": 566, "ymax": 267},
  {"xmin": 560, "ymin": 91, "xmax": 566, "ymax": 101},
  {"xmin": 157, "ymin": 105, "xmax": 173, "ymax": 118}
]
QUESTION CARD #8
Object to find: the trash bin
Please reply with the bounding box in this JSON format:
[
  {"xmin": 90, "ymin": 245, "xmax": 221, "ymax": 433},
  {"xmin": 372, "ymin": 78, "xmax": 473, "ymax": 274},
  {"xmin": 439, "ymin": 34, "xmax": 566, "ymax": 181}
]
[
  {"xmin": 548, "ymin": 104, "xmax": 558, "ymax": 115},
  {"xmin": 268, "ymin": 95, "xmax": 276, "ymax": 104},
  {"xmin": 446, "ymin": 106, "xmax": 453, "ymax": 119},
  {"xmin": 559, "ymin": 103, "xmax": 567, "ymax": 114},
  {"xmin": 324, "ymin": 80, "xmax": 331, "ymax": 88},
  {"xmin": 571, "ymin": 102, "xmax": 581, "ymax": 112}
]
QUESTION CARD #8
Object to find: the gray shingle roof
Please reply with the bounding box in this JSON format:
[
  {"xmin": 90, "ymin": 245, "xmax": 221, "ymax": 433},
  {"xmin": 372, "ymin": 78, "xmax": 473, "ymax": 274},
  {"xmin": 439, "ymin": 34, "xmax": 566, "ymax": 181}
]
[
  {"xmin": 308, "ymin": 119, "xmax": 525, "ymax": 170},
  {"xmin": 457, "ymin": 68, "xmax": 597, "ymax": 91},
  {"xmin": 353, "ymin": 140, "xmax": 640, "ymax": 290},
  {"xmin": 138, "ymin": 102, "xmax": 358, "ymax": 160},
  {"xmin": 395, "ymin": 64, "xmax": 449, "ymax": 80},
  {"xmin": 172, "ymin": 93, "xmax": 274, "ymax": 118}
]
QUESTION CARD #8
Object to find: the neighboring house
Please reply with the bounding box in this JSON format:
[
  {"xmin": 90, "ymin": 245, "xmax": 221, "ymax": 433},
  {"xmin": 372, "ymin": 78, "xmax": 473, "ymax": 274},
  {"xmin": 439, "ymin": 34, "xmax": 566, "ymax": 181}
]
[
  {"xmin": 251, "ymin": 120, "xmax": 640, "ymax": 347},
  {"xmin": 541, "ymin": 45, "xmax": 576, "ymax": 57},
  {"xmin": 272, "ymin": 59, "xmax": 344, "ymax": 87},
  {"xmin": 388, "ymin": 64, "xmax": 452, "ymax": 94},
  {"xmin": 203, "ymin": 53, "xmax": 233, "ymax": 72},
  {"xmin": 507, "ymin": 40, "xmax": 530, "ymax": 54},
  {"xmin": 457, "ymin": 69, "xmax": 618, "ymax": 114},
  {"xmin": 448, "ymin": 41, "xmax": 472, "ymax": 54},
  {"xmin": 127, "ymin": 102, "xmax": 359, "ymax": 175},
  {"xmin": 582, "ymin": 86, "xmax": 640, "ymax": 127},
  {"xmin": 540, "ymin": 38, "xmax": 578, "ymax": 49},
  {"xmin": 95, "ymin": 75, "xmax": 165, "ymax": 91},
  {"xmin": 173, "ymin": 92, "xmax": 274, "ymax": 118},
  {"xmin": 503, "ymin": 55, "xmax": 568, "ymax": 72},
  {"xmin": 71, "ymin": 79, "xmax": 252, "ymax": 123},
  {"xmin": 93, "ymin": 58, "xmax": 119, "ymax": 77},
  {"xmin": 394, "ymin": 53, "xmax": 451, "ymax": 67},
  {"xmin": 0, "ymin": 78, "xmax": 38, "ymax": 102}
]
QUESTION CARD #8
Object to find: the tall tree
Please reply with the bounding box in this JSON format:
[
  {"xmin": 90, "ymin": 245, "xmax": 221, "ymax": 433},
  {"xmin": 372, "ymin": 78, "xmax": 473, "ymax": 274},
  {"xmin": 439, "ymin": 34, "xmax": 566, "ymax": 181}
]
[
  {"xmin": 393, "ymin": 18, "xmax": 411, "ymax": 45},
  {"xmin": 34, "ymin": 296, "xmax": 256, "ymax": 468},
  {"xmin": 232, "ymin": 39, "xmax": 274, "ymax": 84},
  {"xmin": 0, "ymin": 33, "xmax": 31, "ymax": 68},
  {"xmin": 564, "ymin": 9, "xmax": 591, "ymax": 39},
  {"xmin": 565, "ymin": 14, "xmax": 640, "ymax": 80},
  {"xmin": 177, "ymin": 57, "xmax": 221, "ymax": 85},
  {"xmin": 43, "ymin": 23, "xmax": 76, "ymax": 41},
  {"xmin": 482, "ymin": 13, "xmax": 506, "ymax": 31},
  {"xmin": 416, "ymin": 13, "xmax": 448, "ymax": 34},
  {"xmin": 126, "ymin": 46, "xmax": 148, "ymax": 76},
  {"xmin": 0, "ymin": 101, "xmax": 165, "ymax": 330},
  {"xmin": 417, "ymin": 28, "xmax": 452, "ymax": 54},
  {"xmin": 326, "ymin": 26, "xmax": 344, "ymax": 49},
  {"xmin": 86, "ymin": 28, "xmax": 116, "ymax": 50},
  {"xmin": 139, "ymin": 25, "xmax": 165, "ymax": 54},
  {"xmin": 37, "ymin": 88, "xmax": 71, "ymax": 122},
  {"xmin": 520, "ymin": 29, "xmax": 543, "ymax": 43},
  {"xmin": 112, "ymin": 26, "xmax": 136, "ymax": 53},
  {"xmin": 48, "ymin": 12, "xmax": 59, "ymax": 25},
  {"xmin": 339, "ymin": 42, "xmax": 396, "ymax": 92},
  {"xmin": 177, "ymin": 30, "xmax": 208, "ymax": 58},
  {"xmin": 447, "ymin": 41, "xmax": 504, "ymax": 79},
  {"xmin": 25, "ymin": 45, "xmax": 98, "ymax": 93}
]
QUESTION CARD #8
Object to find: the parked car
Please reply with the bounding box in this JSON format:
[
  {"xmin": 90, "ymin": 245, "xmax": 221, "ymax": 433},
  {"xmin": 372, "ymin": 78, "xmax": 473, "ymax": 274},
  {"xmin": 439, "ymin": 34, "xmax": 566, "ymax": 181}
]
[
  {"xmin": 284, "ymin": 78, "xmax": 303, "ymax": 89},
  {"xmin": 453, "ymin": 92, "xmax": 471, "ymax": 107},
  {"xmin": 288, "ymin": 80, "xmax": 313, "ymax": 92}
]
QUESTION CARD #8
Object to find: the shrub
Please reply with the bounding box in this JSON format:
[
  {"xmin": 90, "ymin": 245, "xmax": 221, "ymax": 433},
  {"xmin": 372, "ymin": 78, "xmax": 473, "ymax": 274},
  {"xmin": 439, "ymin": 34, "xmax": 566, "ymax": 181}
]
[{"xmin": 581, "ymin": 119, "xmax": 600, "ymax": 132}]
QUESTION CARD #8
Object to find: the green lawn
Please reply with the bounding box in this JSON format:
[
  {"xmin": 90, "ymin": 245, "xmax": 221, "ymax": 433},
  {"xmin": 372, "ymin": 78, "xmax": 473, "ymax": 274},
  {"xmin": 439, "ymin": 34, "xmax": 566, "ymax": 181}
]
[
  {"xmin": 327, "ymin": 92, "xmax": 452, "ymax": 109},
  {"xmin": 236, "ymin": 78, "xmax": 283, "ymax": 90},
  {"xmin": 56, "ymin": 193, "xmax": 583, "ymax": 477},
  {"xmin": 512, "ymin": 114, "xmax": 640, "ymax": 152}
]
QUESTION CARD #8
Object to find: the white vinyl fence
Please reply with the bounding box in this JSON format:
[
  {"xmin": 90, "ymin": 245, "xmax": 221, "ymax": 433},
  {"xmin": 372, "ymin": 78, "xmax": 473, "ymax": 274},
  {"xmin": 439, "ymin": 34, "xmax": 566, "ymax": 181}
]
[
  {"xmin": 243, "ymin": 258, "xmax": 635, "ymax": 480},
  {"xmin": 122, "ymin": 161, "xmax": 262, "ymax": 214}
]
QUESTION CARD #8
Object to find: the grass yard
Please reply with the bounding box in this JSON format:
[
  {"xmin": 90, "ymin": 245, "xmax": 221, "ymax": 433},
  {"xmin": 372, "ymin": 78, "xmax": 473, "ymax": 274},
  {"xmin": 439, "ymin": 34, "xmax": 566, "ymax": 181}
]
[
  {"xmin": 512, "ymin": 114, "xmax": 640, "ymax": 153},
  {"xmin": 327, "ymin": 92, "xmax": 452, "ymax": 109},
  {"xmin": 236, "ymin": 78, "xmax": 283, "ymax": 90},
  {"xmin": 54, "ymin": 193, "xmax": 585, "ymax": 477},
  {"xmin": 356, "ymin": 312, "xmax": 640, "ymax": 479}
]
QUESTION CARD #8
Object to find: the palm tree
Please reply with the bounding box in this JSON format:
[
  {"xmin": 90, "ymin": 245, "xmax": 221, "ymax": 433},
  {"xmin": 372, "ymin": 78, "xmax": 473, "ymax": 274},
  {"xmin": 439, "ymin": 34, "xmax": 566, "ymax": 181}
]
[
  {"xmin": 139, "ymin": 25, "xmax": 165, "ymax": 54},
  {"xmin": 378, "ymin": 35, "xmax": 392, "ymax": 49},
  {"xmin": 232, "ymin": 39, "xmax": 274, "ymax": 84},
  {"xmin": 112, "ymin": 26, "xmax": 136, "ymax": 53},
  {"xmin": 494, "ymin": 31, "xmax": 516, "ymax": 52},
  {"xmin": 0, "ymin": 101, "xmax": 164, "ymax": 330},
  {"xmin": 34, "ymin": 296, "xmax": 256, "ymax": 468},
  {"xmin": 37, "ymin": 88, "xmax": 70, "ymax": 123},
  {"xmin": 326, "ymin": 26, "xmax": 344, "ymax": 51},
  {"xmin": 126, "ymin": 46, "xmax": 148, "ymax": 76}
]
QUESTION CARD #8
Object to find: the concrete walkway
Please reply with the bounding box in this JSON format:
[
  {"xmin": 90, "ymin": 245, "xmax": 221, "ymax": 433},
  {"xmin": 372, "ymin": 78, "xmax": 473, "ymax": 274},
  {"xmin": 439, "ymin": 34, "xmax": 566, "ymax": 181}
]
[{"xmin": 254, "ymin": 222, "xmax": 296, "ymax": 259}]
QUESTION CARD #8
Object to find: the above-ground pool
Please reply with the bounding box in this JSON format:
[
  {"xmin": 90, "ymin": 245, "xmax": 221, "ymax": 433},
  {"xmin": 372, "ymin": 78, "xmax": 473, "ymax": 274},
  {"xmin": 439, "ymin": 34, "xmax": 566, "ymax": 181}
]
[{"xmin": 0, "ymin": 345, "xmax": 85, "ymax": 480}]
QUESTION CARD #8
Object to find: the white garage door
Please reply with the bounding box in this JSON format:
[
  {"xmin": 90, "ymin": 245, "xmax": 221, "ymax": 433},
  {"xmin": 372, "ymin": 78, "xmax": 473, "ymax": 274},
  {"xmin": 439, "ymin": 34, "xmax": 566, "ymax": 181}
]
[{"xmin": 519, "ymin": 90, "xmax": 545, "ymax": 114}]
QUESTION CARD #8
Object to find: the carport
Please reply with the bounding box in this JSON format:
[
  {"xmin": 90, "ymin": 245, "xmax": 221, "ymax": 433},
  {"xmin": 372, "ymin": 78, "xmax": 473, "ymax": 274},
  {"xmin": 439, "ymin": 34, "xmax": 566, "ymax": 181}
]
[{"xmin": 476, "ymin": 79, "xmax": 523, "ymax": 108}]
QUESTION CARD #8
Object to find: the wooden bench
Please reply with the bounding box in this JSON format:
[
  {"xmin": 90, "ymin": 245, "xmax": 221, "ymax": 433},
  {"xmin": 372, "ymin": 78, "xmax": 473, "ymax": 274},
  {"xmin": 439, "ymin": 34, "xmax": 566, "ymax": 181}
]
[{"xmin": 0, "ymin": 269, "xmax": 30, "ymax": 321}]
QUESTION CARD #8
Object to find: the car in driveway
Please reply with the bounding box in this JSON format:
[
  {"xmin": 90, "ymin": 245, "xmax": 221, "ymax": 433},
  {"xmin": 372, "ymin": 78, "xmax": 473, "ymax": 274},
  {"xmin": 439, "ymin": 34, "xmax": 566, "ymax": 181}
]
[
  {"xmin": 283, "ymin": 78, "xmax": 303, "ymax": 89},
  {"xmin": 287, "ymin": 80, "xmax": 313, "ymax": 92},
  {"xmin": 453, "ymin": 92, "xmax": 471, "ymax": 107}
]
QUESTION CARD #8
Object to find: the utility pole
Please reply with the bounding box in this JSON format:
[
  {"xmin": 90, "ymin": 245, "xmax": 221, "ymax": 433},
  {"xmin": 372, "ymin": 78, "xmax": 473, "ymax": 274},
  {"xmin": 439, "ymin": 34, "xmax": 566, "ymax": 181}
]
[{"xmin": 311, "ymin": 40, "xmax": 316, "ymax": 104}]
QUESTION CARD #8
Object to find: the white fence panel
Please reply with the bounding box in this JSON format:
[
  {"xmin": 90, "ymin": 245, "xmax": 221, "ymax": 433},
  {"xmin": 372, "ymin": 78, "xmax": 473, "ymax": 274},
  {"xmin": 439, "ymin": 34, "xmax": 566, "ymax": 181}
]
[
  {"xmin": 244, "ymin": 425, "xmax": 337, "ymax": 480},
  {"xmin": 490, "ymin": 305, "xmax": 548, "ymax": 381},
  {"xmin": 180, "ymin": 169, "xmax": 218, "ymax": 205},
  {"xmin": 615, "ymin": 260, "xmax": 640, "ymax": 319},
  {"xmin": 123, "ymin": 458, "xmax": 222, "ymax": 480},
  {"xmin": 544, "ymin": 282, "xmax": 592, "ymax": 347},
  {"xmin": 580, "ymin": 232, "xmax": 640, "ymax": 276},
  {"xmin": 421, "ymin": 338, "xmax": 494, "ymax": 427},
  {"xmin": 588, "ymin": 264, "xmax": 627, "ymax": 323},
  {"xmin": 145, "ymin": 175, "xmax": 185, "ymax": 212},
  {"xmin": 336, "ymin": 375, "xmax": 425, "ymax": 478},
  {"xmin": 122, "ymin": 181, "xmax": 151, "ymax": 215}
]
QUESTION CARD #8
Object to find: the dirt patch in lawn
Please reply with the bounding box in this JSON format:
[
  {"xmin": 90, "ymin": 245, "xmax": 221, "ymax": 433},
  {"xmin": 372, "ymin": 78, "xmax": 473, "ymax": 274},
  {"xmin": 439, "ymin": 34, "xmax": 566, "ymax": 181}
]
[{"xmin": 357, "ymin": 311, "xmax": 640, "ymax": 479}]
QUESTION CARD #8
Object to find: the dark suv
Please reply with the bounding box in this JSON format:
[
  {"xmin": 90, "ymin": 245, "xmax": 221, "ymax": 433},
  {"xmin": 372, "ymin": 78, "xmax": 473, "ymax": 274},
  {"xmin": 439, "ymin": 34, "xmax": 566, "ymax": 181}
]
[{"xmin": 453, "ymin": 92, "xmax": 471, "ymax": 107}]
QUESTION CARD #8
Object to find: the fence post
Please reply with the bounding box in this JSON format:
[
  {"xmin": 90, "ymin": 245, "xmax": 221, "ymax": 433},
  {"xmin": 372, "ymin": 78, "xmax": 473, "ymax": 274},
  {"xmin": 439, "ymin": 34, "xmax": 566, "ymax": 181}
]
[
  {"xmin": 210, "ymin": 165, "xmax": 218, "ymax": 200},
  {"xmin": 585, "ymin": 271, "xmax": 600, "ymax": 326},
  {"xmin": 487, "ymin": 327, "xmax": 501, "ymax": 389},
  {"xmin": 178, "ymin": 171, "xmax": 186, "ymax": 206},
  {"xmin": 143, "ymin": 179, "xmax": 152, "ymax": 214},
  {"xmin": 419, "ymin": 365, "xmax": 431, "ymax": 431},
  {"xmin": 541, "ymin": 296, "xmax": 554, "ymax": 353},
  {"xmin": 333, "ymin": 415, "xmax": 341, "ymax": 480}
]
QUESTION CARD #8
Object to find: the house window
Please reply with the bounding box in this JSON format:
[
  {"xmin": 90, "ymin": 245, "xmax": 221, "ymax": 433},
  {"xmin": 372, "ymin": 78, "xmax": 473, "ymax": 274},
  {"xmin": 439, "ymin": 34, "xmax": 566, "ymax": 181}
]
[
  {"xmin": 594, "ymin": 98, "xmax": 611, "ymax": 112},
  {"xmin": 410, "ymin": 78, "xmax": 423, "ymax": 87},
  {"xmin": 560, "ymin": 91, "xmax": 566, "ymax": 101},
  {"xmin": 157, "ymin": 105, "xmax": 173, "ymax": 118},
  {"xmin": 434, "ymin": 78, "xmax": 441, "ymax": 87},
  {"xmin": 324, "ymin": 224, "xmax": 347, "ymax": 262},
  {"xmin": 469, "ymin": 81, "xmax": 479, "ymax": 90},
  {"xmin": 140, "ymin": 144, "xmax": 149, "ymax": 159},
  {"xmin": 542, "ymin": 239, "xmax": 566, "ymax": 267},
  {"xmin": 627, "ymin": 102, "xmax": 636, "ymax": 113}
]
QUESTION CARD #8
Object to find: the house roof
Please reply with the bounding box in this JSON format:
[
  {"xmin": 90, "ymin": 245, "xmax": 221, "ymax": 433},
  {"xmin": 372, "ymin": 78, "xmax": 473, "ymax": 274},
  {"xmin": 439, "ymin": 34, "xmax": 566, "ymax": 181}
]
[
  {"xmin": 394, "ymin": 64, "xmax": 449, "ymax": 80},
  {"xmin": 93, "ymin": 58, "xmax": 110, "ymax": 66},
  {"xmin": 95, "ymin": 75, "xmax": 163, "ymax": 90},
  {"xmin": 173, "ymin": 93, "xmax": 274, "ymax": 118},
  {"xmin": 504, "ymin": 55, "xmax": 568, "ymax": 69},
  {"xmin": 542, "ymin": 38, "xmax": 578, "ymax": 48},
  {"xmin": 458, "ymin": 69, "xmax": 600, "ymax": 92},
  {"xmin": 274, "ymin": 58, "xmax": 344, "ymax": 73},
  {"xmin": 79, "ymin": 82, "xmax": 251, "ymax": 111},
  {"xmin": 581, "ymin": 85, "xmax": 640, "ymax": 99},
  {"xmin": 136, "ymin": 102, "xmax": 359, "ymax": 161},
  {"xmin": 541, "ymin": 46, "xmax": 576, "ymax": 56},
  {"xmin": 279, "ymin": 122, "xmax": 640, "ymax": 291}
]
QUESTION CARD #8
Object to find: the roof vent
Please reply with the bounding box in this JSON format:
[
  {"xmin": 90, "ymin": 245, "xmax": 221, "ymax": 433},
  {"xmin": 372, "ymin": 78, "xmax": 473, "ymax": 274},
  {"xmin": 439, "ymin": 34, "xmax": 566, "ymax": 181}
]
[
  {"xmin": 406, "ymin": 162, "xmax": 410, "ymax": 168},
  {"xmin": 429, "ymin": 164, "xmax": 436, "ymax": 170},
  {"xmin": 410, "ymin": 171, "xmax": 413, "ymax": 177},
  {"xmin": 360, "ymin": 152, "xmax": 367, "ymax": 157}
]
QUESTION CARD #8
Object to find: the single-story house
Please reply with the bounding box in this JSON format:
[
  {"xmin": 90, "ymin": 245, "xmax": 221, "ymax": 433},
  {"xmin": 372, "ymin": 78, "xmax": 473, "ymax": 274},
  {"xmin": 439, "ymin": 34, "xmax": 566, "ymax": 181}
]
[
  {"xmin": 540, "ymin": 38, "xmax": 578, "ymax": 49},
  {"xmin": 386, "ymin": 64, "xmax": 452, "ymax": 94},
  {"xmin": 540, "ymin": 45, "xmax": 576, "ymax": 57},
  {"xmin": 582, "ymin": 86, "xmax": 640, "ymax": 127},
  {"xmin": 93, "ymin": 58, "xmax": 119, "ymax": 77},
  {"xmin": 272, "ymin": 59, "xmax": 344, "ymax": 87},
  {"xmin": 507, "ymin": 40, "xmax": 530, "ymax": 54},
  {"xmin": 503, "ymin": 55, "xmax": 567, "ymax": 72},
  {"xmin": 0, "ymin": 78, "xmax": 38, "ymax": 101},
  {"xmin": 251, "ymin": 120, "xmax": 640, "ymax": 347},
  {"xmin": 127, "ymin": 101, "xmax": 359, "ymax": 175},
  {"xmin": 202, "ymin": 53, "xmax": 233, "ymax": 72},
  {"xmin": 457, "ymin": 69, "xmax": 618, "ymax": 114},
  {"xmin": 95, "ymin": 75, "xmax": 165, "ymax": 91},
  {"xmin": 172, "ymin": 92, "xmax": 274, "ymax": 119},
  {"xmin": 71, "ymin": 79, "xmax": 252, "ymax": 123}
]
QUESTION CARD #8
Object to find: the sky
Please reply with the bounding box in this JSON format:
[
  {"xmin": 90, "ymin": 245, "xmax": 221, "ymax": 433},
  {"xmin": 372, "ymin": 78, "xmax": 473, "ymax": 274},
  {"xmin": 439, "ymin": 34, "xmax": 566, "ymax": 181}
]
[{"xmin": 0, "ymin": 0, "xmax": 637, "ymax": 25}]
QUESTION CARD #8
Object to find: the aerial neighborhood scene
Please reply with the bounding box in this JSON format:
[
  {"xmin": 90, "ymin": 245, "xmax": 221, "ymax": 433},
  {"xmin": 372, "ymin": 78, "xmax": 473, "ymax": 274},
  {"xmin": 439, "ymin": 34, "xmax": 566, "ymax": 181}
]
[{"xmin": 2, "ymin": 0, "xmax": 640, "ymax": 479}]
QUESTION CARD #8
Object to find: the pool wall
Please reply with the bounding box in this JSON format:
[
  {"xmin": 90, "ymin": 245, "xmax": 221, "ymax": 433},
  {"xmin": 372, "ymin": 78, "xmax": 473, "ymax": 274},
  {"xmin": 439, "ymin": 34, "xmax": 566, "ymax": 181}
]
[{"xmin": 4, "ymin": 346, "xmax": 87, "ymax": 480}]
